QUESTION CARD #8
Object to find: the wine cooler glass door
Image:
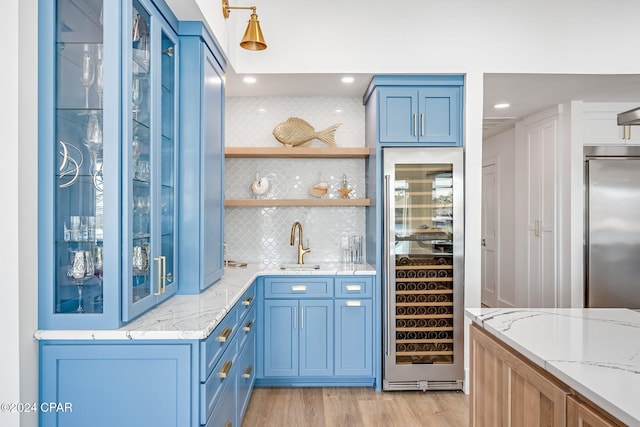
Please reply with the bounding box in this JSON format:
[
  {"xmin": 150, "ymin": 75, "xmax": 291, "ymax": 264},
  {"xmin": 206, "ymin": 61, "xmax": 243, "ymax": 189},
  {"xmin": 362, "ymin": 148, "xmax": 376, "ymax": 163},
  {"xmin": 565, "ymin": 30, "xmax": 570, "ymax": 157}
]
[{"xmin": 383, "ymin": 147, "xmax": 464, "ymax": 386}]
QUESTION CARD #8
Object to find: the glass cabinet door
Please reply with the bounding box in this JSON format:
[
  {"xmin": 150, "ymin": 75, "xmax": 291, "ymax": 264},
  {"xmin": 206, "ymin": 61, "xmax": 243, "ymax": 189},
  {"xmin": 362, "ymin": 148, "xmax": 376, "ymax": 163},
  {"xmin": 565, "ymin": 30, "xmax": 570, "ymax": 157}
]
[
  {"xmin": 158, "ymin": 28, "xmax": 177, "ymax": 297},
  {"xmin": 53, "ymin": 0, "xmax": 105, "ymax": 317},
  {"xmin": 123, "ymin": 1, "xmax": 178, "ymax": 321}
]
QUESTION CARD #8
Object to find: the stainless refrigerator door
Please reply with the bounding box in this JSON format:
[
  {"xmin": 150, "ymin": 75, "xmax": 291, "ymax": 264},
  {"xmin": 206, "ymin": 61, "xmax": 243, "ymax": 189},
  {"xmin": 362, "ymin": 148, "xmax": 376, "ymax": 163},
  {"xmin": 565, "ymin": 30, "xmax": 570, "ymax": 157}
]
[
  {"xmin": 587, "ymin": 159, "xmax": 640, "ymax": 308},
  {"xmin": 383, "ymin": 147, "xmax": 464, "ymax": 390}
]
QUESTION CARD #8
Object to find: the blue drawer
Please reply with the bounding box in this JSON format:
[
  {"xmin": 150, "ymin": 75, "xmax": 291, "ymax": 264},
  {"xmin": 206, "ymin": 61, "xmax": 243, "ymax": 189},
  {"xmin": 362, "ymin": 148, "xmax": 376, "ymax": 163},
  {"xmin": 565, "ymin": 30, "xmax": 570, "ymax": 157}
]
[
  {"xmin": 264, "ymin": 277, "xmax": 333, "ymax": 298},
  {"xmin": 335, "ymin": 277, "xmax": 373, "ymax": 299},
  {"xmin": 200, "ymin": 306, "xmax": 238, "ymax": 382},
  {"xmin": 201, "ymin": 338, "xmax": 238, "ymax": 425},
  {"xmin": 237, "ymin": 285, "xmax": 256, "ymax": 321},
  {"xmin": 238, "ymin": 305, "xmax": 256, "ymax": 351},
  {"xmin": 237, "ymin": 328, "xmax": 256, "ymax": 423}
]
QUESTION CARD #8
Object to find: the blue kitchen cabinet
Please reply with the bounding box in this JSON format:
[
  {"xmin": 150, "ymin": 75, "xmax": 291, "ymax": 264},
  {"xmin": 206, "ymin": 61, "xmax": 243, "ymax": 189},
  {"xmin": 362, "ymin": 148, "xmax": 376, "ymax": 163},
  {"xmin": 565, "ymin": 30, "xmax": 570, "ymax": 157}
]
[
  {"xmin": 369, "ymin": 75, "xmax": 463, "ymax": 146},
  {"xmin": 263, "ymin": 299, "xmax": 333, "ymax": 378},
  {"xmin": 39, "ymin": 342, "xmax": 194, "ymax": 427},
  {"xmin": 38, "ymin": 0, "xmax": 180, "ymax": 329},
  {"xmin": 40, "ymin": 282, "xmax": 257, "ymax": 427},
  {"xmin": 177, "ymin": 22, "xmax": 226, "ymax": 294},
  {"xmin": 334, "ymin": 277, "xmax": 374, "ymax": 377},
  {"xmin": 258, "ymin": 276, "xmax": 377, "ymax": 387}
]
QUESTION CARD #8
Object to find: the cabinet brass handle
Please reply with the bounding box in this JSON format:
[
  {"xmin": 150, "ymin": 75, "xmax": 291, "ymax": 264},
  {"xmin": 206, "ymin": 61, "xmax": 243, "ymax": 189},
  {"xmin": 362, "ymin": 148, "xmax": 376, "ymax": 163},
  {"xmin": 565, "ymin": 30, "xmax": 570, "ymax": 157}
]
[
  {"xmin": 243, "ymin": 321, "xmax": 253, "ymax": 332},
  {"xmin": 346, "ymin": 301, "xmax": 362, "ymax": 307},
  {"xmin": 243, "ymin": 365, "xmax": 253, "ymax": 379},
  {"xmin": 345, "ymin": 284, "xmax": 362, "ymax": 291},
  {"xmin": 218, "ymin": 360, "xmax": 233, "ymax": 379},
  {"xmin": 154, "ymin": 256, "xmax": 162, "ymax": 295},
  {"xmin": 160, "ymin": 255, "xmax": 167, "ymax": 294},
  {"xmin": 242, "ymin": 296, "xmax": 253, "ymax": 306},
  {"xmin": 217, "ymin": 327, "xmax": 233, "ymax": 342},
  {"xmin": 291, "ymin": 285, "xmax": 307, "ymax": 292},
  {"xmin": 413, "ymin": 113, "xmax": 417, "ymax": 136},
  {"xmin": 420, "ymin": 112, "xmax": 424, "ymax": 136}
]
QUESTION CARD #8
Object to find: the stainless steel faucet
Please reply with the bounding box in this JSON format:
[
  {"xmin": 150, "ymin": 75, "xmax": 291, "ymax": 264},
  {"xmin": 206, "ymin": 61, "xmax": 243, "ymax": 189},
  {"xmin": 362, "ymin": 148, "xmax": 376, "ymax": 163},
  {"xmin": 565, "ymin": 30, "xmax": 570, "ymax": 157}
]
[{"xmin": 290, "ymin": 221, "xmax": 311, "ymax": 264}]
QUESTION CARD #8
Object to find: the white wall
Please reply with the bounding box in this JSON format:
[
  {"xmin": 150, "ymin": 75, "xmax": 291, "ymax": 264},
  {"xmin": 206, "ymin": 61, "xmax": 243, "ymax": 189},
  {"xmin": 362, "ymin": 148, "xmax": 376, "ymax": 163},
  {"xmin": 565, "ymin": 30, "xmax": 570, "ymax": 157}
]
[
  {"xmin": 3, "ymin": 0, "xmax": 39, "ymax": 426},
  {"xmin": 483, "ymin": 128, "xmax": 516, "ymax": 307}
]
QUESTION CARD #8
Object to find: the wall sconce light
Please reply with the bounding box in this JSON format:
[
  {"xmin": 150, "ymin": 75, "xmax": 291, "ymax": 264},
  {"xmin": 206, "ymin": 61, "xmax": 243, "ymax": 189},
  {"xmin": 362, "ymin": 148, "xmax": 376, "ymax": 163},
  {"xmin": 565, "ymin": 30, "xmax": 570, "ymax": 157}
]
[{"xmin": 222, "ymin": 0, "xmax": 267, "ymax": 51}]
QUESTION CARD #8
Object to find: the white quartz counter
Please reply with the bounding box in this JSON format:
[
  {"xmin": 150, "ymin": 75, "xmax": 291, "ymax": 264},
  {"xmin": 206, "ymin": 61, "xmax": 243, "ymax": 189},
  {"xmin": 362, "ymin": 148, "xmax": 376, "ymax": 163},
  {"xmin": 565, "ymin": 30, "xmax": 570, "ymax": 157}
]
[
  {"xmin": 35, "ymin": 263, "xmax": 375, "ymax": 342},
  {"xmin": 466, "ymin": 308, "xmax": 640, "ymax": 426}
]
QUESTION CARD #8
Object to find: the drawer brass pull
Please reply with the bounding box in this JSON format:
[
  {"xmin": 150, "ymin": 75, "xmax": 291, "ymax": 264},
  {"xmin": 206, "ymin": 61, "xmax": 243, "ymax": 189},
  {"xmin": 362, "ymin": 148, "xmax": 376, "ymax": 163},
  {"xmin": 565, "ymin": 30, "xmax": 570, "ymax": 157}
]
[
  {"xmin": 346, "ymin": 301, "xmax": 362, "ymax": 307},
  {"xmin": 242, "ymin": 296, "xmax": 253, "ymax": 306},
  {"xmin": 291, "ymin": 285, "xmax": 307, "ymax": 292},
  {"xmin": 243, "ymin": 365, "xmax": 253, "ymax": 379},
  {"xmin": 217, "ymin": 327, "xmax": 232, "ymax": 342},
  {"xmin": 243, "ymin": 321, "xmax": 253, "ymax": 332},
  {"xmin": 345, "ymin": 284, "xmax": 362, "ymax": 291},
  {"xmin": 218, "ymin": 360, "xmax": 233, "ymax": 379}
]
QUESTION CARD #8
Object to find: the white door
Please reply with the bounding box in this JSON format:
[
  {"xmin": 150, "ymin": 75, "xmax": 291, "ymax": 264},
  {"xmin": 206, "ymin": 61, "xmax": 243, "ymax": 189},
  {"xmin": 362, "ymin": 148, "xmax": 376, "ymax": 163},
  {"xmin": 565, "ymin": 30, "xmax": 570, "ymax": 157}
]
[
  {"xmin": 525, "ymin": 118, "xmax": 557, "ymax": 307},
  {"xmin": 481, "ymin": 162, "xmax": 498, "ymax": 307}
]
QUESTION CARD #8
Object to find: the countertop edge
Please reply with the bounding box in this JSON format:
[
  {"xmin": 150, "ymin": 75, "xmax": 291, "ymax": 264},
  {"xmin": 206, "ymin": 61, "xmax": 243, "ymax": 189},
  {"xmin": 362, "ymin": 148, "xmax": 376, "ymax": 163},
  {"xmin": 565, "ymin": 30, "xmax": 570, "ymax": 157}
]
[
  {"xmin": 464, "ymin": 307, "xmax": 640, "ymax": 426},
  {"xmin": 35, "ymin": 265, "xmax": 376, "ymax": 342}
]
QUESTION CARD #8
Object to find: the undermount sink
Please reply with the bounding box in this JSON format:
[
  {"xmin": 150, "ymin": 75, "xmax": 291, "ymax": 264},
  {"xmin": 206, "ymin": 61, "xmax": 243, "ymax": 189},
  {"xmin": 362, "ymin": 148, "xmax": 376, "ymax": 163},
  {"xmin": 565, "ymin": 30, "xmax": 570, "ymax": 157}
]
[{"xmin": 278, "ymin": 263, "xmax": 321, "ymax": 271}]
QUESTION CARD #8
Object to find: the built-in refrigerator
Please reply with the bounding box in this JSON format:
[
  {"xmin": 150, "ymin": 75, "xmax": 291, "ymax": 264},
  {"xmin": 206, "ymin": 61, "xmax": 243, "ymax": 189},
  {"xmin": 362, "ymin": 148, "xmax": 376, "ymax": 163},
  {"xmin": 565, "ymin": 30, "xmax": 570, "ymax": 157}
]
[
  {"xmin": 382, "ymin": 147, "xmax": 464, "ymax": 391},
  {"xmin": 585, "ymin": 146, "xmax": 640, "ymax": 308}
]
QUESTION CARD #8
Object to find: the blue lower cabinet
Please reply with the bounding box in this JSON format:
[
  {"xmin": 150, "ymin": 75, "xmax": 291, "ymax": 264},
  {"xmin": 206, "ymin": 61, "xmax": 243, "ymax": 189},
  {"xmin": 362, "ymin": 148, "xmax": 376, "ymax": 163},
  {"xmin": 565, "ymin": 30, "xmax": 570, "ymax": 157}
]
[
  {"xmin": 258, "ymin": 276, "xmax": 376, "ymax": 387},
  {"xmin": 39, "ymin": 343, "xmax": 194, "ymax": 427},
  {"xmin": 334, "ymin": 299, "xmax": 373, "ymax": 376},
  {"xmin": 263, "ymin": 299, "xmax": 333, "ymax": 378},
  {"xmin": 205, "ymin": 371, "xmax": 236, "ymax": 427}
]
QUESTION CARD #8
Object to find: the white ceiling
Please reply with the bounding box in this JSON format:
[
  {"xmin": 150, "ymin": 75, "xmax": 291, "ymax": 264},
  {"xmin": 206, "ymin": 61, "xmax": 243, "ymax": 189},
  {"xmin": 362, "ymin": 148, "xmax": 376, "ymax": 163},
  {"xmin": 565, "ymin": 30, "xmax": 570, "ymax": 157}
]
[{"xmin": 225, "ymin": 71, "xmax": 640, "ymax": 138}]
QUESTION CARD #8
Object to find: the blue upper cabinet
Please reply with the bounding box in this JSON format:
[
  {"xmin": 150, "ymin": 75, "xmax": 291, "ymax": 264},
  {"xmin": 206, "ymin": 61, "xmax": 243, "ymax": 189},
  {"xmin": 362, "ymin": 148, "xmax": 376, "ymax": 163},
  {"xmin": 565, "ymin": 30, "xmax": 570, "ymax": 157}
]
[
  {"xmin": 38, "ymin": 0, "xmax": 180, "ymax": 329},
  {"xmin": 177, "ymin": 22, "xmax": 226, "ymax": 294},
  {"xmin": 369, "ymin": 75, "xmax": 463, "ymax": 146}
]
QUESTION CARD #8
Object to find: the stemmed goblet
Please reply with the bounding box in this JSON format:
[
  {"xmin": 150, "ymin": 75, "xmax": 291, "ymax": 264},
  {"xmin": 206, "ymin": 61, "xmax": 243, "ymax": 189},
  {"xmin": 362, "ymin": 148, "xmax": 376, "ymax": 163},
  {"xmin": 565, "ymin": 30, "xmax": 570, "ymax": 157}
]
[
  {"xmin": 83, "ymin": 112, "xmax": 103, "ymax": 191},
  {"xmin": 132, "ymin": 245, "xmax": 149, "ymax": 302},
  {"xmin": 93, "ymin": 245, "xmax": 103, "ymax": 287},
  {"xmin": 80, "ymin": 44, "xmax": 95, "ymax": 109},
  {"xmin": 66, "ymin": 250, "xmax": 95, "ymax": 313},
  {"xmin": 132, "ymin": 77, "xmax": 141, "ymax": 119},
  {"xmin": 95, "ymin": 44, "xmax": 104, "ymax": 108}
]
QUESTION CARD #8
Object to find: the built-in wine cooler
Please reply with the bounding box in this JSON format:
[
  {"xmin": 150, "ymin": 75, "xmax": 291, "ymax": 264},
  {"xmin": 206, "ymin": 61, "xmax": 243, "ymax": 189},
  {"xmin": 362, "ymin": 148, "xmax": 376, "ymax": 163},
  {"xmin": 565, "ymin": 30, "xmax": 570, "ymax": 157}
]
[{"xmin": 383, "ymin": 148, "xmax": 464, "ymax": 391}]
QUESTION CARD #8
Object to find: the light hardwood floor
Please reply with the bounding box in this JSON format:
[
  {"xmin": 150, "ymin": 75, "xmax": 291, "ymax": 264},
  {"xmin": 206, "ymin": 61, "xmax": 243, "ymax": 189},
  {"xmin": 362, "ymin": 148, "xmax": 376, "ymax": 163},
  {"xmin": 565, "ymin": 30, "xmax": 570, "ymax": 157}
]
[{"xmin": 242, "ymin": 387, "xmax": 469, "ymax": 427}]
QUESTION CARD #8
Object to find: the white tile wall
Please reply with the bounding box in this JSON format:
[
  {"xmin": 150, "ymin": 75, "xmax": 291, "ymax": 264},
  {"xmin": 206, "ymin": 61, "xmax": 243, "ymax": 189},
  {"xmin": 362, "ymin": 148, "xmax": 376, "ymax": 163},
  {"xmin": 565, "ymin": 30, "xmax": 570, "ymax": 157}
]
[{"xmin": 224, "ymin": 97, "xmax": 367, "ymax": 265}]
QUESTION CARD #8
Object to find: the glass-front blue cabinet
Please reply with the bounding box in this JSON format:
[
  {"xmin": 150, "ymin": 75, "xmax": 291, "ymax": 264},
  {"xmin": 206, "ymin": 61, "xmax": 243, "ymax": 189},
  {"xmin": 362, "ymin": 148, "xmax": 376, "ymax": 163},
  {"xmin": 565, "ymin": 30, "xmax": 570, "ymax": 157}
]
[{"xmin": 38, "ymin": 0, "xmax": 179, "ymax": 329}]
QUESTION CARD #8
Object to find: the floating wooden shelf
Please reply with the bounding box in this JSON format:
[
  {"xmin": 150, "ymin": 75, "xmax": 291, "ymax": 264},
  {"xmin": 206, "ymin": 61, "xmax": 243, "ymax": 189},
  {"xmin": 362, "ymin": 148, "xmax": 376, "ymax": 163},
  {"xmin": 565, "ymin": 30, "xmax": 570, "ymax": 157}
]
[
  {"xmin": 224, "ymin": 198, "xmax": 371, "ymax": 207},
  {"xmin": 225, "ymin": 147, "xmax": 371, "ymax": 158}
]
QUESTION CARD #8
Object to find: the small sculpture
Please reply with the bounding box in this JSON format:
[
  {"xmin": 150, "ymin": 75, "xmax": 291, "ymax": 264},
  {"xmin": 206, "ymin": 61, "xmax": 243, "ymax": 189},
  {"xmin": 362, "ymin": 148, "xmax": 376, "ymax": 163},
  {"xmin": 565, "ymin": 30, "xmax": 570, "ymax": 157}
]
[
  {"xmin": 250, "ymin": 173, "xmax": 270, "ymax": 196},
  {"xmin": 309, "ymin": 181, "xmax": 329, "ymax": 198},
  {"xmin": 272, "ymin": 117, "xmax": 341, "ymax": 148},
  {"xmin": 337, "ymin": 175, "xmax": 353, "ymax": 199}
]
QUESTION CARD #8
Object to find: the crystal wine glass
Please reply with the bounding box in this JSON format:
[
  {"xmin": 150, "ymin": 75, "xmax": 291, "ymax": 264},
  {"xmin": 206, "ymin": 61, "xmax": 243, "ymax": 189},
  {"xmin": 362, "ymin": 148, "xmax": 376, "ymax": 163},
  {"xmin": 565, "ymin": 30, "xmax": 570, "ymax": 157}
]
[
  {"xmin": 66, "ymin": 250, "xmax": 95, "ymax": 313},
  {"xmin": 93, "ymin": 245, "xmax": 103, "ymax": 287},
  {"xmin": 80, "ymin": 44, "xmax": 95, "ymax": 109},
  {"xmin": 132, "ymin": 77, "xmax": 141, "ymax": 119},
  {"xmin": 95, "ymin": 44, "xmax": 104, "ymax": 108},
  {"xmin": 132, "ymin": 245, "xmax": 149, "ymax": 301}
]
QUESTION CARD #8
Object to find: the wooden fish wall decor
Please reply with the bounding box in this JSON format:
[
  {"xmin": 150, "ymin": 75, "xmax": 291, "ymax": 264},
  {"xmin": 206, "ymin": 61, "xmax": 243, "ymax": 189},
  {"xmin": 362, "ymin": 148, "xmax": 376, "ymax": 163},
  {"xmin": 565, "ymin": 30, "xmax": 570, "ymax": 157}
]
[{"xmin": 272, "ymin": 117, "xmax": 341, "ymax": 148}]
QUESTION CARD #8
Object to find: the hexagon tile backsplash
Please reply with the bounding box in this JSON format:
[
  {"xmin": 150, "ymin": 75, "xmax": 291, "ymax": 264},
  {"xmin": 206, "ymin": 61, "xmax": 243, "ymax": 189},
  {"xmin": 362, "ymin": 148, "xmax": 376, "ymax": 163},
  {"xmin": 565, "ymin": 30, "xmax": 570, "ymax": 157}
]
[{"xmin": 224, "ymin": 96, "xmax": 367, "ymax": 265}]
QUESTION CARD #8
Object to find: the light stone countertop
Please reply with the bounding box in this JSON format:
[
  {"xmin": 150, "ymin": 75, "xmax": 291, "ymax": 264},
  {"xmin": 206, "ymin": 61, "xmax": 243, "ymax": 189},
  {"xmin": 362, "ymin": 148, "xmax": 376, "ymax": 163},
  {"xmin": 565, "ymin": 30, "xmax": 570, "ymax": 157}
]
[
  {"xmin": 34, "ymin": 263, "xmax": 376, "ymax": 342},
  {"xmin": 466, "ymin": 308, "xmax": 640, "ymax": 426}
]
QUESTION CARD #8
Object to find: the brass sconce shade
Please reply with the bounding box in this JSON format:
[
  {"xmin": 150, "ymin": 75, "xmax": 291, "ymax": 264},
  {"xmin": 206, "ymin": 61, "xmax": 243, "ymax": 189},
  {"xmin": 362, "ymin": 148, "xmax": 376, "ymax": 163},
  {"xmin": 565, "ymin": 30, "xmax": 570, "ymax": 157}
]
[{"xmin": 222, "ymin": 0, "xmax": 267, "ymax": 51}]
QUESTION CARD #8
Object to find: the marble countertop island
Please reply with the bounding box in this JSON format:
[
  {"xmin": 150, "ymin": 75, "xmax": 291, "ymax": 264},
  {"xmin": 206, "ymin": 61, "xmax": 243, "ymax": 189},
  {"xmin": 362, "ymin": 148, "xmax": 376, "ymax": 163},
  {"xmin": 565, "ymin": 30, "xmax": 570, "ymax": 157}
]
[
  {"xmin": 466, "ymin": 308, "xmax": 640, "ymax": 426},
  {"xmin": 35, "ymin": 263, "xmax": 375, "ymax": 341}
]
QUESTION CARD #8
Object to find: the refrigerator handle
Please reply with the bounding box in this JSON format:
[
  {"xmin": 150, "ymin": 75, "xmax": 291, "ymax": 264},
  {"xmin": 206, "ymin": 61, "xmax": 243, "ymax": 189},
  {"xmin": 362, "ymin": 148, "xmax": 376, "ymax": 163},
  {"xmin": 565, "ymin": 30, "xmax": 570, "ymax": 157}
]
[{"xmin": 383, "ymin": 174, "xmax": 392, "ymax": 357}]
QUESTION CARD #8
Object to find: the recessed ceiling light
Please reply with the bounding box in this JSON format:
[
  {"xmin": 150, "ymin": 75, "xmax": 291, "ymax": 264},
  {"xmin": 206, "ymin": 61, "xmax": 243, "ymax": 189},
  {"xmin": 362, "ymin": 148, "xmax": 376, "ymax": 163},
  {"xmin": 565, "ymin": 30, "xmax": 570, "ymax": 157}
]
[
  {"xmin": 341, "ymin": 76, "xmax": 354, "ymax": 84},
  {"xmin": 243, "ymin": 76, "xmax": 257, "ymax": 84},
  {"xmin": 494, "ymin": 103, "xmax": 510, "ymax": 109},
  {"xmin": 335, "ymin": 109, "xmax": 343, "ymax": 113}
]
